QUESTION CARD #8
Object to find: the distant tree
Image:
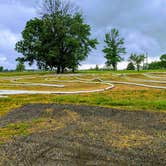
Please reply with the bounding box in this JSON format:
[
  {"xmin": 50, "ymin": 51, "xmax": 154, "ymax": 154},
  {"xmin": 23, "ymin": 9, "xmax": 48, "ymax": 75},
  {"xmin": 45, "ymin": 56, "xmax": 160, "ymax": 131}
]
[
  {"xmin": 0, "ymin": 66, "xmax": 3, "ymax": 72},
  {"xmin": 148, "ymin": 61, "xmax": 162, "ymax": 70},
  {"xmin": 142, "ymin": 53, "xmax": 148, "ymax": 70},
  {"xmin": 126, "ymin": 62, "xmax": 135, "ymax": 70},
  {"xmin": 103, "ymin": 28, "xmax": 126, "ymax": 70},
  {"xmin": 160, "ymin": 54, "xmax": 166, "ymax": 68},
  {"xmin": 141, "ymin": 54, "xmax": 146, "ymax": 69},
  {"xmin": 160, "ymin": 54, "xmax": 166, "ymax": 62},
  {"xmin": 95, "ymin": 65, "xmax": 99, "ymax": 70},
  {"xmin": 16, "ymin": 61, "xmax": 25, "ymax": 72},
  {"xmin": 129, "ymin": 53, "xmax": 145, "ymax": 71},
  {"xmin": 148, "ymin": 54, "xmax": 166, "ymax": 70}
]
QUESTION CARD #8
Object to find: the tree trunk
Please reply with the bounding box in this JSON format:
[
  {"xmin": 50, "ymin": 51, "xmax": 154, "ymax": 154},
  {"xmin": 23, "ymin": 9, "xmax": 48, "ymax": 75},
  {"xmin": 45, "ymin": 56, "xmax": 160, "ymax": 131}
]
[
  {"xmin": 72, "ymin": 67, "xmax": 75, "ymax": 73},
  {"xmin": 61, "ymin": 66, "xmax": 65, "ymax": 73},
  {"xmin": 112, "ymin": 63, "xmax": 117, "ymax": 71},
  {"xmin": 137, "ymin": 64, "xmax": 140, "ymax": 71},
  {"xmin": 57, "ymin": 66, "xmax": 60, "ymax": 74},
  {"xmin": 50, "ymin": 66, "xmax": 53, "ymax": 71}
]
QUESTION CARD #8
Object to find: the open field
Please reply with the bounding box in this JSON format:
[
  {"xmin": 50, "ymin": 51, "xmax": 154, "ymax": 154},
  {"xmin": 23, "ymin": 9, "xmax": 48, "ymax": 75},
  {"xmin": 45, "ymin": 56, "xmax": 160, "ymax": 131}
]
[{"xmin": 0, "ymin": 70, "xmax": 166, "ymax": 165}]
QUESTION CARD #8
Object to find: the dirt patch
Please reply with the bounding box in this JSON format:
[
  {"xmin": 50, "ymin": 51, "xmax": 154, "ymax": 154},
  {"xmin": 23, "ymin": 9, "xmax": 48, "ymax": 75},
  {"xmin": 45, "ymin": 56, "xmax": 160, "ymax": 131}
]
[{"xmin": 0, "ymin": 104, "xmax": 166, "ymax": 165}]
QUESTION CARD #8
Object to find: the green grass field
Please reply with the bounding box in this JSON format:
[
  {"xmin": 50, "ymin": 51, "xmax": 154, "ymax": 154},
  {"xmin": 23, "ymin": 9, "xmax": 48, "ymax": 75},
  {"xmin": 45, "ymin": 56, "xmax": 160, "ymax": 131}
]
[
  {"xmin": 0, "ymin": 70, "xmax": 166, "ymax": 165},
  {"xmin": 0, "ymin": 70, "xmax": 165, "ymax": 116}
]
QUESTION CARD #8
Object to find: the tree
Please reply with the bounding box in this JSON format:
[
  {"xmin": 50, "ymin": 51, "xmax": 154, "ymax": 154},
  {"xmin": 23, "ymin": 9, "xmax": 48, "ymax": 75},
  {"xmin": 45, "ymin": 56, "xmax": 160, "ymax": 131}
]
[
  {"xmin": 160, "ymin": 54, "xmax": 166, "ymax": 68},
  {"xmin": 142, "ymin": 53, "xmax": 148, "ymax": 70},
  {"xmin": 16, "ymin": 18, "xmax": 44, "ymax": 67},
  {"xmin": 160, "ymin": 54, "xmax": 166, "ymax": 62},
  {"xmin": 129, "ymin": 53, "xmax": 145, "ymax": 71},
  {"xmin": 148, "ymin": 54, "xmax": 166, "ymax": 70},
  {"xmin": 15, "ymin": 0, "xmax": 98, "ymax": 73},
  {"xmin": 103, "ymin": 28, "xmax": 126, "ymax": 70},
  {"xmin": 16, "ymin": 61, "xmax": 25, "ymax": 72},
  {"xmin": 95, "ymin": 65, "xmax": 99, "ymax": 70},
  {"xmin": 126, "ymin": 62, "xmax": 135, "ymax": 70},
  {"xmin": 0, "ymin": 66, "xmax": 3, "ymax": 72},
  {"xmin": 148, "ymin": 61, "xmax": 162, "ymax": 70}
]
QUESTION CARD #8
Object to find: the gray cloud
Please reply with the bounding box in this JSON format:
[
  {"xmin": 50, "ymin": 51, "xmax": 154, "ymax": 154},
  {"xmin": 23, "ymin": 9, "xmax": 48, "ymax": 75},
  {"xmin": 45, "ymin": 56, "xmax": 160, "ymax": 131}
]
[
  {"xmin": 76, "ymin": 0, "xmax": 166, "ymax": 67},
  {"xmin": 0, "ymin": 0, "xmax": 36, "ymax": 69},
  {"xmin": 0, "ymin": 0, "xmax": 166, "ymax": 69}
]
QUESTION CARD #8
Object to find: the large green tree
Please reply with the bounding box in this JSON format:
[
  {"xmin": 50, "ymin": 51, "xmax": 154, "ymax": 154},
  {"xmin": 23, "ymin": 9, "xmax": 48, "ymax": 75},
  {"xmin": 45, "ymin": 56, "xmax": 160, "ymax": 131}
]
[
  {"xmin": 102, "ymin": 28, "xmax": 126, "ymax": 70},
  {"xmin": 15, "ymin": 0, "xmax": 98, "ymax": 73},
  {"xmin": 16, "ymin": 18, "xmax": 44, "ymax": 68}
]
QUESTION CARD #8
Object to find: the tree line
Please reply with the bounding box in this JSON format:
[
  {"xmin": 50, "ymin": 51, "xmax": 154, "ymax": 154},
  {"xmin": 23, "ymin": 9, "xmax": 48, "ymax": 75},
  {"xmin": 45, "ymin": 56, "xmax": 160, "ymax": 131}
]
[{"xmin": 12, "ymin": 0, "xmax": 166, "ymax": 73}]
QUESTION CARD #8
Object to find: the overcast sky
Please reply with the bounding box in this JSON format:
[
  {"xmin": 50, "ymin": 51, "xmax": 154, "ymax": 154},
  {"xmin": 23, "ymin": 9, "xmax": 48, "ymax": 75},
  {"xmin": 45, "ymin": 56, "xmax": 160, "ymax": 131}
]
[{"xmin": 0, "ymin": 0, "xmax": 166, "ymax": 70}]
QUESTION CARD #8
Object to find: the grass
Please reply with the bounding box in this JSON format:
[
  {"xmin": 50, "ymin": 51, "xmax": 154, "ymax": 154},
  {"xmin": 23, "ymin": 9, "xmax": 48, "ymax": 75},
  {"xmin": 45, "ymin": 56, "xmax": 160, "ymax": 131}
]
[
  {"xmin": 0, "ymin": 107, "xmax": 79, "ymax": 144},
  {"xmin": 0, "ymin": 71, "xmax": 54, "ymax": 77},
  {"xmin": 0, "ymin": 69, "xmax": 165, "ymax": 165},
  {"xmin": 0, "ymin": 71, "xmax": 165, "ymax": 145},
  {"xmin": 0, "ymin": 86, "xmax": 165, "ymax": 117},
  {"xmin": 78, "ymin": 69, "xmax": 166, "ymax": 74},
  {"xmin": 0, "ymin": 69, "xmax": 165, "ymax": 76},
  {"xmin": 0, "ymin": 82, "xmax": 108, "ymax": 91},
  {"xmin": 0, "ymin": 70, "xmax": 165, "ymax": 117}
]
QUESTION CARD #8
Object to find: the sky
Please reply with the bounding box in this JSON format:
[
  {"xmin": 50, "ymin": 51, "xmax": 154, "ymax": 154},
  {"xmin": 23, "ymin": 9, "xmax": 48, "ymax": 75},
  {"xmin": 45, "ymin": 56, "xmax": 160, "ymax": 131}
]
[{"xmin": 0, "ymin": 0, "xmax": 166, "ymax": 70}]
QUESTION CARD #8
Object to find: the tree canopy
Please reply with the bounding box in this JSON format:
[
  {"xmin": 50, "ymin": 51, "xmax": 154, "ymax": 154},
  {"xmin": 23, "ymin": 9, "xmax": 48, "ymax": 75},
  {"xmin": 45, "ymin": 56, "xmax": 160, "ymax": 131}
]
[
  {"xmin": 0, "ymin": 66, "xmax": 3, "ymax": 72},
  {"xmin": 160, "ymin": 54, "xmax": 166, "ymax": 68},
  {"xmin": 160, "ymin": 54, "xmax": 166, "ymax": 62},
  {"xmin": 102, "ymin": 28, "xmax": 126, "ymax": 70},
  {"xmin": 126, "ymin": 62, "xmax": 135, "ymax": 70},
  {"xmin": 16, "ymin": 61, "xmax": 25, "ymax": 72},
  {"xmin": 15, "ymin": 0, "xmax": 98, "ymax": 73},
  {"xmin": 148, "ymin": 54, "xmax": 166, "ymax": 69},
  {"xmin": 129, "ymin": 53, "xmax": 145, "ymax": 71}
]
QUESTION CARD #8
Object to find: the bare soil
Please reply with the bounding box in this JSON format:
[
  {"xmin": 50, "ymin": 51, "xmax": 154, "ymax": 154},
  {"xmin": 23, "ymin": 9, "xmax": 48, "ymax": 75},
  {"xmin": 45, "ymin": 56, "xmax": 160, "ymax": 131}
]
[{"xmin": 0, "ymin": 104, "xmax": 166, "ymax": 166}]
